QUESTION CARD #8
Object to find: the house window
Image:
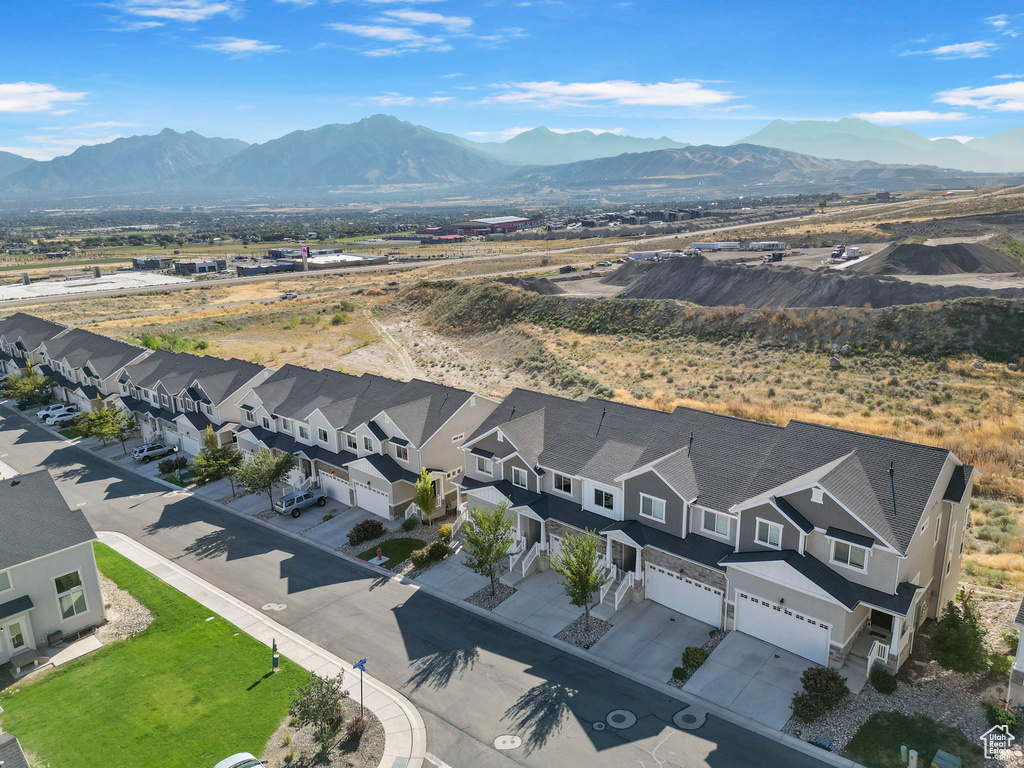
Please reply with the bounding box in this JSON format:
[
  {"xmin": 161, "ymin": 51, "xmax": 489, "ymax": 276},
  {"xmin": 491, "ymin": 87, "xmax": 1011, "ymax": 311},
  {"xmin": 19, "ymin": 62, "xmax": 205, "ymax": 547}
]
[
  {"xmin": 203, "ymin": 403, "xmax": 212, "ymax": 416},
  {"xmin": 702, "ymin": 509, "xmax": 730, "ymax": 537},
  {"xmin": 279, "ymin": 418, "xmax": 292, "ymax": 432},
  {"xmin": 594, "ymin": 488, "xmax": 615, "ymax": 511},
  {"xmin": 0, "ymin": 570, "xmax": 10, "ymax": 592},
  {"xmin": 55, "ymin": 571, "xmax": 88, "ymax": 620},
  {"xmin": 476, "ymin": 455, "xmax": 494, "ymax": 475},
  {"xmin": 396, "ymin": 445, "xmax": 409, "ymax": 462},
  {"xmin": 244, "ymin": 411, "xmax": 255, "ymax": 423},
  {"xmin": 832, "ymin": 540, "xmax": 867, "ymax": 570},
  {"xmin": 553, "ymin": 473, "xmax": 572, "ymax": 494},
  {"xmin": 160, "ymin": 394, "xmax": 170, "ymax": 407},
  {"xmin": 298, "ymin": 425, "xmax": 310, "ymax": 440},
  {"xmin": 318, "ymin": 428, "xmax": 329, "ymax": 443},
  {"xmin": 756, "ymin": 519, "xmax": 783, "ymax": 549},
  {"xmin": 363, "ymin": 436, "xmax": 373, "ymax": 451},
  {"xmin": 511, "ymin": 466, "xmax": 528, "ymax": 488},
  {"xmin": 640, "ymin": 494, "xmax": 666, "ymax": 522},
  {"xmin": 262, "ymin": 417, "xmax": 271, "ymax": 429},
  {"xmin": 347, "ymin": 434, "xmax": 358, "ymax": 450}
]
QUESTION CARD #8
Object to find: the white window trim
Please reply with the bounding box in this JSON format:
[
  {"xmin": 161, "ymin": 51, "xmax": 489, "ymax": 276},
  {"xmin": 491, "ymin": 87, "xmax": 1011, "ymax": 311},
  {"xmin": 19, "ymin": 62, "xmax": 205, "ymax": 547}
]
[
  {"xmin": 54, "ymin": 569, "xmax": 89, "ymax": 623},
  {"xmin": 346, "ymin": 434, "xmax": 358, "ymax": 450},
  {"xmin": 363, "ymin": 436, "xmax": 374, "ymax": 452},
  {"xmin": 511, "ymin": 465, "xmax": 528, "ymax": 488},
  {"xmin": 0, "ymin": 569, "xmax": 12, "ymax": 593},
  {"xmin": 318, "ymin": 428, "xmax": 329, "ymax": 444},
  {"xmin": 279, "ymin": 417, "xmax": 292, "ymax": 432},
  {"xmin": 396, "ymin": 445, "xmax": 409, "ymax": 462},
  {"xmin": 830, "ymin": 540, "xmax": 868, "ymax": 571},
  {"xmin": 701, "ymin": 509, "xmax": 731, "ymax": 539},
  {"xmin": 298, "ymin": 425, "xmax": 310, "ymax": 440},
  {"xmin": 476, "ymin": 455, "xmax": 494, "ymax": 476},
  {"xmin": 593, "ymin": 487, "xmax": 615, "ymax": 512},
  {"xmin": 755, "ymin": 517, "xmax": 783, "ymax": 550},
  {"xmin": 639, "ymin": 492, "xmax": 666, "ymax": 523},
  {"xmin": 551, "ymin": 472, "xmax": 574, "ymax": 497},
  {"xmin": 244, "ymin": 411, "xmax": 255, "ymax": 423}
]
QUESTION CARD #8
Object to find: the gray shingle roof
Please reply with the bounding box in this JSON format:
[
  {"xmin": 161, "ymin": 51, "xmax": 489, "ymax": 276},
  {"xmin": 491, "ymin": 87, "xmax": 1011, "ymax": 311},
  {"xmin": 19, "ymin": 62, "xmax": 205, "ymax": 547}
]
[
  {"xmin": 122, "ymin": 349, "xmax": 264, "ymax": 404},
  {"xmin": 43, "ymin": 328, "xmax": 147, "ymax": 379},
  {"xmin": 0, "ymin": 312, "xmax": 65, "ymax": 353},
  {"xmin": 944, "ymin": 464, "xmax": 974, "ymax": 503},
  {"xmin": 0, "ymin": 732, "xmax": 30, "ymax": 768},
  {"xmin": 826, "ymin": 526, "xmax": 875, "ymax": 549},
  {"xmin": 0, "ymin": 595, "xmax": 34, "ymax": 621},
  {"xmin": 0, "ymin": 470, "xmax": 96, "ymax": 570}
]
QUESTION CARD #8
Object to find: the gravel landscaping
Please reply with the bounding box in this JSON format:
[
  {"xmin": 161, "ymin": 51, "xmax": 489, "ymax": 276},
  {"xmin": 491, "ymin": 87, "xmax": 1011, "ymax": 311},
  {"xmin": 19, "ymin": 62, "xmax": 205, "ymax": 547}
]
[
  {"xmin": 556, "ymin": 614, "xmax": 613, "ymax": 650},
  {"xmin": 668, "ymin": 629, "xmax": 729, "ymax": 688},
  {"xmin": 97, "ymin": 573, "xmax": 153, "ymax": 643},
  {"xmin": 261, "ymin": 708, "xmax": 384, "ymax": 768},
  {"xmin": 337, "ymin": 515, "xmax": 455, "ymax": 577},
  {"xmin": 466, "ymin": 582, "xmax": 516, "ymax": 610}
]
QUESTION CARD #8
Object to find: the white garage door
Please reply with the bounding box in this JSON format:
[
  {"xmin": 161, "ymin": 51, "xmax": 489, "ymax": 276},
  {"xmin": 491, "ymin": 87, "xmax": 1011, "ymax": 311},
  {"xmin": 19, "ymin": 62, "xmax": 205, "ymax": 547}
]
[
  {"xmin": 320, "ymin": 472, "xmax": 351, "ymax": 505},
  {"xmin": 179, "ymin": 434, "xmax": 202, "ymax": 456},
  {"xmin": 645, "ymin": 563, "xmax": 723, "ymax": 626},
  {"xmin": 735, "ymin": 591, "xmax": 830, "ymax": 665},
  {"xmin": 354, "ymin": 481, "xmax": 390, "ymax": 519}
]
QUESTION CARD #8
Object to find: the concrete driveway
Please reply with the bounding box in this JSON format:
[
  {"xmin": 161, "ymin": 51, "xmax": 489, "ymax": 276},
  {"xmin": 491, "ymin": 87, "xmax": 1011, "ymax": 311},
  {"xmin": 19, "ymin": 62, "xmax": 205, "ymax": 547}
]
[
  {"xmin": 590, "ymin": 600, "xmax": 715, "ymax": 682},
  {"xmin": 683, "ymin": 633, "xmax": 811, "ymax": 729},
  {"xmin": 492, "ymin": 569, "xmax": 583, "ymax": 636}
]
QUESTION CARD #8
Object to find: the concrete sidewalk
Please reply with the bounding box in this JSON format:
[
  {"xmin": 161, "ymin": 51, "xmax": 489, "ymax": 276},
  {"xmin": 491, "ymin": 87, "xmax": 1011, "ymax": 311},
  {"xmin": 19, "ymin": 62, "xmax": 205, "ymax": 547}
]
[{"xmin": 98, "ymin": 531, "xmax": 426, "ymax": 768}]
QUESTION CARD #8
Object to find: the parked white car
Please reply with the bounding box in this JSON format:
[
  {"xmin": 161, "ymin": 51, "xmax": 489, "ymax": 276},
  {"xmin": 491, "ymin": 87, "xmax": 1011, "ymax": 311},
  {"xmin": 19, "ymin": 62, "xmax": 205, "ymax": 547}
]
[
  {"xmin": 43, "ymin": 405, "xmax": 80, "ymax": 424},
  {"xmin": 37, "ymin": 403, "xmax": 70, "ymax": 420},
  {"xmin": 213, "ymin": 754, "xmax": 264, "ymax": 768}
]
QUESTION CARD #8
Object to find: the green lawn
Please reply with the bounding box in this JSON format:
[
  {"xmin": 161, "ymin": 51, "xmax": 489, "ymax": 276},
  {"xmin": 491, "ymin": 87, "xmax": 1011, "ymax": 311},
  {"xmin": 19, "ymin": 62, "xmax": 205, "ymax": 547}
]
[
  {"xmin": 358, "ymin": 537, "xmax": 425, "ymax": 568},
  {"xmin": 162, "ymin": 469, "xmax": 196, "ymax": 487},
  {"xmin": 0, "ymin": 543, "xmax": 306, "ymax": 768},
  {"xmin": 845, "ymin": 712, "xmax": 984, "ymax": 768},
  {"xmin": 58, "ymin": 425, "xmax": 85, "ymax": 439}
]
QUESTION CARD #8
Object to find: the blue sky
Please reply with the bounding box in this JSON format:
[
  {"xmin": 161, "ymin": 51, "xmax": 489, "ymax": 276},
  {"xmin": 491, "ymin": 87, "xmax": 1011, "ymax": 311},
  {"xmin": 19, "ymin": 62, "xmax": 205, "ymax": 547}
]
[{"xmin": 3, "ymin": 0, "xmax": 1024, "ymax": 159}]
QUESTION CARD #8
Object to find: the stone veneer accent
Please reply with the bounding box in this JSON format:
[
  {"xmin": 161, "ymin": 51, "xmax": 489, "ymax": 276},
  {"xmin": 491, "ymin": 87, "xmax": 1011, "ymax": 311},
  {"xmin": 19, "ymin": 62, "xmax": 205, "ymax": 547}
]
[{"xmin": 642, "ymin": 546, "xmax": 727, "ymax": 591}]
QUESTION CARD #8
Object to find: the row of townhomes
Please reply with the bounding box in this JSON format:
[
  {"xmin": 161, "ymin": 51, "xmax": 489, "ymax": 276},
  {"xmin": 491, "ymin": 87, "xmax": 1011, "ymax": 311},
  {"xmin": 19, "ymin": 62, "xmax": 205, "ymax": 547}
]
[{"xmin": 0, "ymin": 312, "xmax": 973, "ymax": 675}]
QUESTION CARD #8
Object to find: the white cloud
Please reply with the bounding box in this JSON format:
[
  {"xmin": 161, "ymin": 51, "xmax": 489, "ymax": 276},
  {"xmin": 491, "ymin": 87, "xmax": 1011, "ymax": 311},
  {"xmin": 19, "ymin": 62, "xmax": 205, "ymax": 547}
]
[
  {"xmin": 903, "ymin": 40, "xmax": 998, "ymax": 58},
  {"xmin": 328, "ymin": 21, "xmax": 451, "ymax": 55},
  {"xmin": 440, "ymin": 72, "xmax": 463, "ymax": 78},
  {"xmin": 995, "ymin": 73, "xmax": 1024, "ymax": 79},
  {"xmin": 0, "ymin": 83, "xmax": 87, "ymax": 113},
  {"xmin": 198, "ymin": 37, "xmax": 283, "ymax": 55},
  {"xmin": 930, "ymin": 135, "xmax": 976, "ymax": 143},
  {"xmin": 3, "ymin": 133, "xmax": 124, "ymax": 160},
  {"xmin": 114, "ymin": 1, "xmax": 240, "ymax": 22},
  {"xmin": 986, "ymin": 14, "xmax": 1019, "ymax": 37},
  {"xmin": 487, "ymin": 80, "xmax": 737, "ymax": 108},
  {"xmin": 109, "ymin": 19, "xmax": 166, "ymax": 30},
  {"xmin": 369, "ymin": 92, "xmax": 415, "ymax": 105},
  {"xmin": 936, "ymin": 80, "xmax": 1024, "ymax": 111},
  {"xmin": 426, "ymin": 96, "xmax": 454, "ymax": 102},
  {"xmin": 380, "ymin": 9, "xmax": 471, "ymax": 32},
  {"xmin": 851, "ymin": 110, "xmax": 968, "ymax": 124}
]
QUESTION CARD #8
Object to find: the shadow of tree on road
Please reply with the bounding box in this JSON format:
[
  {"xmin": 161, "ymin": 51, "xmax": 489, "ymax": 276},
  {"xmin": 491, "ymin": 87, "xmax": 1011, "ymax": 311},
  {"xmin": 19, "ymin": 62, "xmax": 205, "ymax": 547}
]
[
  {"xmin": 178, "ymin": 528, "xmax": 235, "ymax": 560},
  {"xmin": 405, "ymin": 647, "xmax": 479, "ymax": 691},
  {"xmin": 501, "ymin": 681, "xmax": 576, "ymax": 755}
]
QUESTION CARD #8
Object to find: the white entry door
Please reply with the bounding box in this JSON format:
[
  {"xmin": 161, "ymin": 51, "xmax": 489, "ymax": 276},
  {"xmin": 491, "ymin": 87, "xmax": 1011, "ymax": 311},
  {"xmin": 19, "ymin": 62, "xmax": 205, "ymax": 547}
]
[
  {"xmin": 549, "ymin": 534, "xmax": 563, "ymax": 560},
  {"xmin": 354, "ymin": 481, "xmax": 390, "ymax": 519},
  {"xmin": 734, "ymin": 591, "xmax": 831, "ymax": 665},
  {"xmin": 3, "ymin": 615, "xmax": 33, "ymax": 657},
  {"xmin": 645, "ymin": 563, "xmax": 723, "ymax": 626}
]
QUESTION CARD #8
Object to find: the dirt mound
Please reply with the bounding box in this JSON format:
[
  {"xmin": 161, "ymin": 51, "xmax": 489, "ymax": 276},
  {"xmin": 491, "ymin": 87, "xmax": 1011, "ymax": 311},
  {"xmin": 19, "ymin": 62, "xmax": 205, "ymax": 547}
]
[
  {"xmin": 618, "ymin": 255, "xmax": 1024, "ymax": 308},
  {"xmin": 599, "ymin": 261, "xmax": 658, "ymax": 286},
  {"xmin": 497, "ymin": 276, "xmax": 565, "ymax": 295},
  {"xmin": 849, "ymin": 242, "xmax": 1022, "ymax": 276}
]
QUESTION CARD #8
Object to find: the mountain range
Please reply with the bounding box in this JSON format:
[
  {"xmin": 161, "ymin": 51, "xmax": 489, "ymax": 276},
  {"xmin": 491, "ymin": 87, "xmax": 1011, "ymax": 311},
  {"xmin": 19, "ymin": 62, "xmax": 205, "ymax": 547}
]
[
  {"xmin": 0, "ymin": 114, "xmax": 1019, "ymax": 200},
  {"xmin": 736, "ymin": 118, "xmax": 1024, "ymax": 172}
]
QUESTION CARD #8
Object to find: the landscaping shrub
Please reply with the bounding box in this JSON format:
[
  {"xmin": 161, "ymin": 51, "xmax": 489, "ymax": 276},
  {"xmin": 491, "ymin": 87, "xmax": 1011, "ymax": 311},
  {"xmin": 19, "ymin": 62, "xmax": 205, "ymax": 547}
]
[
  {"xmin": 347, "ymin": 519, "xmax": 386, "ymax": 547},
  {"xmin": 930, "ymin": 597, "xmax": 990, "ymax": 674},
  {"xmin": 438, "ymin": 523, "xmax": 453, "ymax": 543},
  {"xmin": 682, "ymin": 646, "xmax": 708, "ymax": 670},
  {"xmin": 410, "ymin": 540, "xmax": 449, "ymax": 569},
  {"xmin": 1004, "ymin": 629, "xmax": 1020, "ymax": 655},
  {"xmin": 791, "ymin": 692, "xmax": 828, "ymax": 723},
  {"xmin": 158, "ymin": 455, "xmax": 189, "ymax": 475},
  {"xmin": 345, "ymin": 714, "xmax": 368, "ymax": 742},
  {"xmin": 869, "ymin": 668, "xmax": 898, "ymax": 695},
  {"xmin": 401, "ymin": 515, "xmax": 420, "ymax": 532},
  {"xmin": 799, "ymin": 667, "xmax": 850, "ymax": 709},
  {"xmin": 987, "ymin": 703, "xmax": 1018, "ymax": 731},
  {"xmin": 990, "ymin": 653, "xmax": 1013, "ymax": 675},
  {"xmin": 672, "ymin": 667, "xmax": 690, "ymax": 682}
]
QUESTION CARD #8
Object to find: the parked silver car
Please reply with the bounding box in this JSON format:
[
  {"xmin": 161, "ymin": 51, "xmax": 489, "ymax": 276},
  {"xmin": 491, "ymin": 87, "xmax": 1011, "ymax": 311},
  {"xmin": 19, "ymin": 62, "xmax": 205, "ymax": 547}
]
[
  {"xmin": 132, "ymin": 443, "xmax": 178, "ymax": 463},
  {"xmin": 273, "ymin": 489, "xmax": 327, "ymax": 518},
  {"xmin": 37, "ymin": 403, "xmax": 72, "ymax": 420},
  {"xmin": 48, "ymin": 411, "xmax": 82, "ymax": 426}
]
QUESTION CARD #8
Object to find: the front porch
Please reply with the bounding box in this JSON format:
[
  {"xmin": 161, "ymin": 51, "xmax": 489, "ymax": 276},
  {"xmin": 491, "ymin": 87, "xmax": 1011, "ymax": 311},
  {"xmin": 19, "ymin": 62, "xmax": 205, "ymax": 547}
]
[{"xmin": 837, "ymin": 607, "xmax": 911, "ymax": 690}]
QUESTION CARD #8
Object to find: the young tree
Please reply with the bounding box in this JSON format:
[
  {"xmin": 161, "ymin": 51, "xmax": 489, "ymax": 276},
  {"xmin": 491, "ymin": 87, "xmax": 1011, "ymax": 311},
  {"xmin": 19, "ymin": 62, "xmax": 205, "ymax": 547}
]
[
  {"xmin": 76, "ymin": 401, "xmax": 137, "ymax": 452},
  {"xmin": 549, "ymin": 529, "xmax": 608, "ymax": 630},
  {"xmin": 4, "ymin": 362, "xmax": 54, "ymax": 402},
  {"xmin": 413, "ymin": 466, "xmax": 437, "ymax": 522},
  {"xmin": 191, "ymin": 425, "xmax": 242, "ymax": 494},
  {"xmin": 113, "ymin": 410, "xmax": 139, "ymax": 455},
  {"xmin": 235, "ymin": 448, "xmax": 296, "ymax": 509},
  {"xmin": 289, "ymin": 672, "xmax": 350, "ymax": 749},
  {"xmin": 462, "ymin": 503, "xmax": 516, "ymax": 596},
  {"xmin": 930, "ymin": 595, "xmax": 990, "ymax": 673}
]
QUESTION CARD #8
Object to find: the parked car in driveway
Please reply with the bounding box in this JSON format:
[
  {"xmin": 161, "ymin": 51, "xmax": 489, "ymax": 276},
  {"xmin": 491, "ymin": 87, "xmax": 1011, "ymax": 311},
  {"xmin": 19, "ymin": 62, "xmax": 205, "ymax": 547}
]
[
  {"xmin": 16, "ymin": 395, "xmax": 50, "ymax": 410},
  {"xmin": 131, "ymin": 443, "xmax": 178, "ymax": 463},
  {"xmin": 213, "ymin": 754, "xmax": 264, "ymax": 768},
  {"xmin": 48, "ymin": 411, "xmax": 81, "ymax": 426},
  {"xmin": 273, "ymin": 488, "xmax": 327, "ymax": 518},
  {"xmin": 37, "ymin": 403, "xmax": 69, "ymax": 419},
  {"xmin": 42, "ymin": 405, "xmax": 80, "ymax": 423}
]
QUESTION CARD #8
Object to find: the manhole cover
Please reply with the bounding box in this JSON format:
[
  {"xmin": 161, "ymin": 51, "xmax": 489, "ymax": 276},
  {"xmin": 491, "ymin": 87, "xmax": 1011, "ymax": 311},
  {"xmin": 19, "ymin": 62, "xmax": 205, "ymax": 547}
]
[
  {"xmin": 493, "ymin": 734, "xmax": 522, "ymax": 750},
  {"xmin": 606, "ymin": 709, "xmax": 637, "ymax": 729},
  {"xmin": 592, "ymin": 722, "xmax": 606, "ymax": 731},
  {"xmin": 673, "ymin": 708, "xmax": 706, "ymax": 730},
  {"xmin": 261, "ymin": 603, "xmax": 287, "ymax": 612}
]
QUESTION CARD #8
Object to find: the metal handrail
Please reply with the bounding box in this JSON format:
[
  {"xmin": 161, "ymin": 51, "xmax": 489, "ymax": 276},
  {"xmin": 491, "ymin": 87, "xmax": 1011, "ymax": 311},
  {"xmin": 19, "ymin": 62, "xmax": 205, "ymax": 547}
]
[
  {"xmin": 598, "ymin": 565, "xmax": 616, "ymax": 604},
  {"xmin": 521, "ymin": 542, "xmax": 541, "ymax": 576},
  {"xmin": 614, "ymin": 571, "xmax": 634, "ymax": 611}
]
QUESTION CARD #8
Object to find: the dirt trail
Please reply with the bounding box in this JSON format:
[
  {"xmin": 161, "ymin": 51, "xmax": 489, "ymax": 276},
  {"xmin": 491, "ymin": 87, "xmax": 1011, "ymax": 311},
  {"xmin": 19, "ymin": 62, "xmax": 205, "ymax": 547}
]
[{"xmin": 369, "ymin": 316, "xmax": 418, "ymax": 380}]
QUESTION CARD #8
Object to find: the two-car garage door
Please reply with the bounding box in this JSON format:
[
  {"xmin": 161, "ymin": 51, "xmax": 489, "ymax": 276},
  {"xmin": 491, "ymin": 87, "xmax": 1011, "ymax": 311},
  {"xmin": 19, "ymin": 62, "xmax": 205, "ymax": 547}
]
[
  {"xmin": 645, "ymin": 563, "xmax": 723, "ymax": 626},
  {"xmin": 734, "ymin": 591, "xmax": 830, "ymax": 665},
  {"xmin": 353, "ymin": 481, "xmax": 390, "ymax": 519}
]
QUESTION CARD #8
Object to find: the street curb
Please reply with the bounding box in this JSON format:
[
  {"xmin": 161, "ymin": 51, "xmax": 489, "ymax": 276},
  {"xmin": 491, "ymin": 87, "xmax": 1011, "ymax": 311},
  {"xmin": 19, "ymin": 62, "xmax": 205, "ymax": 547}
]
[
  {"xmin": 96, "ymin": 531, "xmax": 427, "ymax": 768},
  {"xmin": 14, "ymin": 405, "xmax": 863, "ymax": 767}
]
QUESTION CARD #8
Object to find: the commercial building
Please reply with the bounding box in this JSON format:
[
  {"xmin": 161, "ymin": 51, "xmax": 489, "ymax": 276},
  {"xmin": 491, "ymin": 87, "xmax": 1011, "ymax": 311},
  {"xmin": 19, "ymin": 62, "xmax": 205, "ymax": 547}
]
[
  {"xmin": 419, "ymin": 216, "xmax": 539, "ymax": 237},
  {"xmin": 174, "ymin": 259, "xmax": 226, "ymax": 275},
  {"xmin": 132, "ymin": 256, "xmax": 175, "ymax": 270}
]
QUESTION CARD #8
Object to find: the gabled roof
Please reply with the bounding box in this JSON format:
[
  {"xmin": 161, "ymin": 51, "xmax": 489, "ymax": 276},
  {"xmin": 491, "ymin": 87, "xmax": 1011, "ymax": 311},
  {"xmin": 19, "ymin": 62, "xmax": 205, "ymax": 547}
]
[
  {"xmin": 42, "ymin": 328, "xmax": 147, "ymax": 379},
  {"xmin": 0, "ymin": 312, "xmax": 65, "ymax": 352},
  {"xmin": 944, "ymin": 464, "xmax": 974, "ymax": 504},
  {"xmin": 122, "ymin": 349, "xmax": 264, "ymax": 404},
  {"xmin": 0, "ymin": 732, "xmax": 30, "ymax": 768},
  {"xmin": 0, "ymin": 470, "xmax": 96, "ymax": 570}
]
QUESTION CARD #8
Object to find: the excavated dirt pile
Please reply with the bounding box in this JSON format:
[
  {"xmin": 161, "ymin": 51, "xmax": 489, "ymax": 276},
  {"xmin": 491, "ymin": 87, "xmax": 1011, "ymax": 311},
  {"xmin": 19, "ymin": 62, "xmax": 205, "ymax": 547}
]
[
  {"xmin": 618, "ymin": 255, "xmax": 1024, "ymax": 308},
  {"xmin": 848, "ymin": 242, "xmax": 1022, "ymax": 276},
  {"xmin": 497, "ymin": 276, "xmax": 566, "ymax": 294}
]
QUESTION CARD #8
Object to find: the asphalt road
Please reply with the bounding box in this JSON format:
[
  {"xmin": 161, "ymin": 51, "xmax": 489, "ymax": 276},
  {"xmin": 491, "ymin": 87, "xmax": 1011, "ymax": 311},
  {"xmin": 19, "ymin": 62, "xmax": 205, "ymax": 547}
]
[{"xmin": 0, "ymin": 410, "xmax": 833, "ymax": 768}]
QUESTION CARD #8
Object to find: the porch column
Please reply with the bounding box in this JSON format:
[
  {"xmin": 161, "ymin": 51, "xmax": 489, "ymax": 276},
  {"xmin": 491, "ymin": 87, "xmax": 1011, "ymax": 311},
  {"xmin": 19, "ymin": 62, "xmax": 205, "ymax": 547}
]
[
  {"xmin": 890, "ymin": 615, "xmax": 902, "ymax": 658},
  {"xmin": 605, "ymin": 536, "xmax": 613, "ymax": 569},
  {"xmin": 515, "ymin": 513, "xmax": 522, "ymax": 544},
  {"xmin": 634, "ymin": 545, "xmax": 643, "ymax": 584},
  {"xmin": 539, "ymin": 519, "xmax": 547, "ymax": 551}
]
